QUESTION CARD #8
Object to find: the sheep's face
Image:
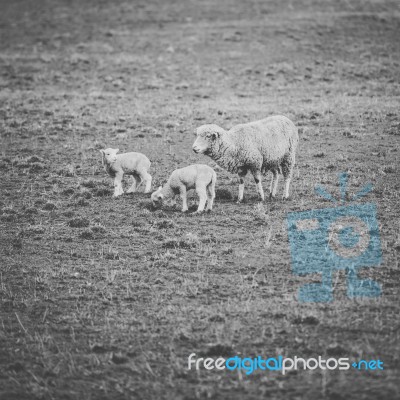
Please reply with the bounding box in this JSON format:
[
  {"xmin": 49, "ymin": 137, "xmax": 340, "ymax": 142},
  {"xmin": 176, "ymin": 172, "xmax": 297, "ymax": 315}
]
[
  {"xmin": 151, "ymin": 187, "xmax": 164, "ymax": 208},
  {"xmin": 192, "ymin": 124, "xmax": 224, "ymax": 155},
  {"xmin": 100, "ymin": 148, "xmax": 119, "ymax": 164}
]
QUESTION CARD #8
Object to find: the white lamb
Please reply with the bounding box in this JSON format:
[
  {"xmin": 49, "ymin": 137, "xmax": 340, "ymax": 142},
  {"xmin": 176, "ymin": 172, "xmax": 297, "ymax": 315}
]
[
  {"xmin": 151, "ymin": 164, "xmax": 216, "ymax": 213},
  {"xmin": 100, "ymin": 148, "xmax": 152, "ymax": 197},
  {"xmin": 192, "ymin": 115, "xmax": 298, "ymax": 202}
]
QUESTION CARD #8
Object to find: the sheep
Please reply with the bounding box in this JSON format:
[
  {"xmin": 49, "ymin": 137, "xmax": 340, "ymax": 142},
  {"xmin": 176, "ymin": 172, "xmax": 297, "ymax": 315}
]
[
  {"xmin": 192, "ymin": 115, "xmax": 298, "ymax": 202},
  {"xmin": 100, "ymin": 148, "xmax": 152, "ymax": 197},
  {"xmin": 151, "ymin": 164, "xmax": 216, "ymax": 213}
]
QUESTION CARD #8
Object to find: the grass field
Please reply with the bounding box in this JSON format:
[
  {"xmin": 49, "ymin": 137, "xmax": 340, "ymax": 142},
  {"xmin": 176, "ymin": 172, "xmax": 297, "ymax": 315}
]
[{"xmin": 1, "ymin": 0, "xmax": 400, "ymax": 399}]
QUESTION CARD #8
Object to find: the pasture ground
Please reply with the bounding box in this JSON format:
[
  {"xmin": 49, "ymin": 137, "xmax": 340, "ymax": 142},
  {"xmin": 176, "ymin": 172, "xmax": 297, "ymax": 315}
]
[{"xmin": 0, "ymin": 0, "xmax": 399, "ymax": 399}]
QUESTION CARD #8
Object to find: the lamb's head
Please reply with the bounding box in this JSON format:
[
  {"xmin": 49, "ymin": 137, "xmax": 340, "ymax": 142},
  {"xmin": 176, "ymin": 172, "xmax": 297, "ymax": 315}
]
[
  {"xmin": 192, "ymin": 124, "xmax": 225, "ymax": 155},
  {"xmin": 100, "ymin": 148, "xmax": 119, "ymax": 164},
  {"xmin": 151, "ymin": 186, "xmax": 164, "ymax": 208}
]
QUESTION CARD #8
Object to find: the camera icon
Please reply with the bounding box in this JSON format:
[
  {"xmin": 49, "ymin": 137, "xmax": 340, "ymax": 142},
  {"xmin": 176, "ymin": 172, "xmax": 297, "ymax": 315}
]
[{"xmin": 287, "ymin": 174, "xmax": 382, "ymax": 302}]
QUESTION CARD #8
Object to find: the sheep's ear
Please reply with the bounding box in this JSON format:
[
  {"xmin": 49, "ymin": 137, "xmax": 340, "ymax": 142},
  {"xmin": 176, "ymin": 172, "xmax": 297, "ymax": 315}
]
[
  {"xmin": 99, "ymin": 149, "xmax": 105, "ymax": 155},
  {"xmin": 158, "ymin": 186, "xmax": 162, "ymax": 190},
  {"xmin": 207, "ymin": 131, "xmax": 219, "ymax": 139},
  {"xmin": 115, "ymin": 148, "xmax": 120, "ymax": 154}
]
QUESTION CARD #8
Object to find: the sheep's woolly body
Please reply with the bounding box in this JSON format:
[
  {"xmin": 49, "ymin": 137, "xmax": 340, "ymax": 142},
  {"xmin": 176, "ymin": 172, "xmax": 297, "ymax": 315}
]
[
  {"xmin": 100, "ymin": 149, "xmax": 152, "ymax": 196},
  {"xmin": 193, "ymin": 115, "xmax": 298, "ymax": 201},
  {"xmin": 202, "ymin": 117, "xmax": 297, "ymax": 174},
  {"xmin": 152, "ymin": 164, "xmax": 216, "ymax": 213}
]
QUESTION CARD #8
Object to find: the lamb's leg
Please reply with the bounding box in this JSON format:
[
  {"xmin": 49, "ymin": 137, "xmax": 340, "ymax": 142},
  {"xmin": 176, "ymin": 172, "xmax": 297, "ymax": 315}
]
[
  {"xmin": 179, "ymin": 186, "xmax": 188, "ymax": 212},
  {"xmin": 270, "ymin": 171, "xmax": 279, "ymax": 199},
  {"xmin": 137, "ymin": 169, "xmax": 152, "ymax": 193},
  {"xmin": 126, "ymin": 175, "xmax": 139, "ymax": 193},
  {"xmin": 206, "ymin": 183, "xmax": 215, "ymax": 212},
  {"xmin": 113, "ymin": 171, "xmax": 124, "ymax": 197},
  {"xmin": 143, "ymin": 173, "xmax": 152, "ymax": 193},
  {"xmin": 251, "ymin": 170, "xmax": 264, "ymax": 201},
  {"xmin": 195, "ymin": 186, "xmax": 207, "ymax": 213},
  {"xmin": 237, "ymin": 168, "xmax": 247, "ymax": 203}
]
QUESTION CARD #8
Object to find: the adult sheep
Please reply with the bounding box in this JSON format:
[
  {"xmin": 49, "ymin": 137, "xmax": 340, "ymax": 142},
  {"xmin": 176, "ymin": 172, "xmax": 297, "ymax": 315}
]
[{"xmin": 192, "ymin": 115, "xmax": 298, "ymax": 202}]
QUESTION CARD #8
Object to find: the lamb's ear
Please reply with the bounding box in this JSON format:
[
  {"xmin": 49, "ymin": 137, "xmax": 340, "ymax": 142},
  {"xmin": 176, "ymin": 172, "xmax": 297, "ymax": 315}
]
[
  {"xmin": 115, "ymin": 148, "xmax": 120, "ymax": 154},
  {"xmin": 99, "ymin": 150, "xmax": 105, "ymax": 155},
  {"xmin": 158, "ymin": 186, "xmax": 162, "ymax": 190}
]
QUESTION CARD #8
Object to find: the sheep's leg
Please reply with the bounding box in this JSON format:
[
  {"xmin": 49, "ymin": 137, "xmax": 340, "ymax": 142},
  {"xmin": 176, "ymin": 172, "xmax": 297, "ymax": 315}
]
[
  {"xmin": 270, "ymin": 171, "xmax": 279, "ymax": 199},
  {"xmin": 283, "ymin": 176, "xmax": 291, "ymax": 199},
  {"xmin": 126, "ymin": 175, "xmax": 140, "ymax": 193},
  {"xmin": 282, "ymin": 167, "xmax": 294, "ymax": 199},
  {"xmin": 113, "ymin": 171, "xmax": 124, "ymax": 197},
  {"xmin": 282, "ymin": 155, "xmax": 295, "ymax": 199},
  {"xmin": 272, "ymin": 174, "xmax": 279, "ymax": 198},
  {"xmin": 206, "ymin": 183, "xmax": 215, "ymax": 212},
  {"xmin": 269, "ymin": 173, "xmax": 274, "ymax": 195},
  {"xmin": 195, "ymin": 186, "xmax": 207, "ymax": 213},
  {"xmin": 237, "ymin": 168, "xmax": 247, "ymax": 203},
  {"xmin": 179, "ymin": 186, "xmax": 188, "ymax": 212},
  {"xmin": 251, "ymin": 170, "xmax": 264, "ymax": 201}
]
